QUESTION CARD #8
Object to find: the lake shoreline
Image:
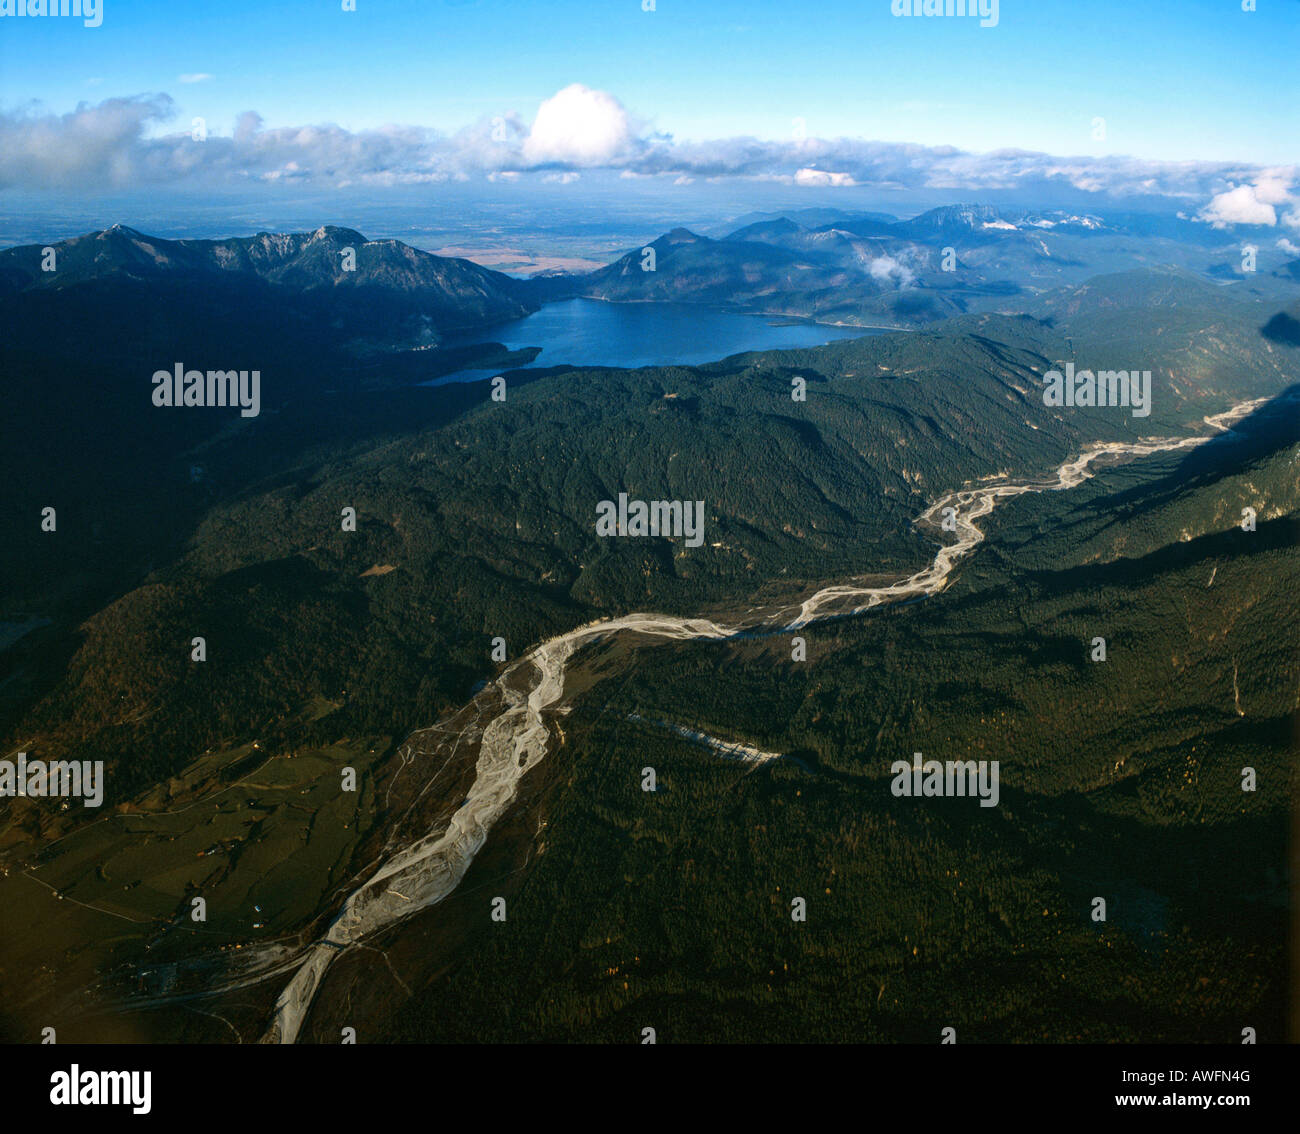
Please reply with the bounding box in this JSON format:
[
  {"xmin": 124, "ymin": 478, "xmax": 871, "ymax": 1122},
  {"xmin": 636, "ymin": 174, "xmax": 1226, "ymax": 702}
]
[{"xmin": 422, "ymin": 296, "xmax": 893, "ymax": 386}]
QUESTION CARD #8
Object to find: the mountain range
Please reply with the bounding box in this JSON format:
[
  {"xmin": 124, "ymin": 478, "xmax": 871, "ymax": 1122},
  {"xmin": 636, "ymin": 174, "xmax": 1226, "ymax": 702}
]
[
  {"xmin": 535, "ymin": 203, "xmax": 1299, "ymax": 328},
  {"xmin": 0, "ymin": 224, "xmax": 536, "ymax": 351}
]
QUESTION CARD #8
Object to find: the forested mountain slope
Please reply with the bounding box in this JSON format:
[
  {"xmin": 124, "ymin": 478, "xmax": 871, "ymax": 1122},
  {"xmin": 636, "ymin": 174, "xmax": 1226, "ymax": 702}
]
[{"xmin": 378, "ymin": 388, "xmax": 1295, "ymax": 1043}]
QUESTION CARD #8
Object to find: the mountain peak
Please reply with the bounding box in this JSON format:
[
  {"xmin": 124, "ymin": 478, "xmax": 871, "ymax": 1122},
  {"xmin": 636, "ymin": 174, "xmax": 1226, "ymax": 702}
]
[
  {"xmin": 725, "ymin": 216, "xmax": 802, "ymax": 242},
  {"xmin": 101, "ymin": 224, "xmax": 149, "ymax": 239},
  {"xmin": 310, "ymin": 225, "xmax": 368, "ymax": 245},
  {"xmin": 910, "ymin": 203, "xmax": 1004, "ymax": 228}
]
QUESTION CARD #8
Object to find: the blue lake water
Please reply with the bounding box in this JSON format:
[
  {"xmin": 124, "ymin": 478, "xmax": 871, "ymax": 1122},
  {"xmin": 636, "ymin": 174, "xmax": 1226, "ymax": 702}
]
[{"xmin": 426, "ymin": 298, "xmax": 885, "ymax": 384}]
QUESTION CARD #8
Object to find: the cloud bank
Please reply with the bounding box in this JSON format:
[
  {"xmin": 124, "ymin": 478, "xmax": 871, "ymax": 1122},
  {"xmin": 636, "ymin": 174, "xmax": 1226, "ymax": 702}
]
[{"xmin": 1, "ymin": 85, "xmax": 1293, "ymax": 229}]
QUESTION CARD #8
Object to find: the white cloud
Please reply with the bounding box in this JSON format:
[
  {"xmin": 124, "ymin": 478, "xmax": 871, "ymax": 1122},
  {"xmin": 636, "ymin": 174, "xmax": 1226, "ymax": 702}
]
[
  {"xmin": 178, "ymin": 73, "xmax": 213, "ymax": 84},
  {"xmin": 1196, "ymin": 173, "xmax": 1299, "ymax": 230},
  {"xmin": 1277, "ymin": 237, "xmax": 1300, "ymax": 256},
  {"xmin": 0, "ymin": 95, "xmax": 175, "ymax": 190},
  {"xmin": 1251, "ymin": 174, "xmax": 1292, "ymax": 205},
  {"xmin": 1199, "ymin": 183, "xmax": 1279, "ymax": 227},
  {"xmin": 868, "ymin": 254, "xmax": 914, "ymax": 286},
  {"xmin": 542, "ymin": 171, "xmax": 580, "ymax": 184},
  {"xmin": 793, "ymin": 167, "xmax": 858, "ymax": 187},
  {"xmin": 521, "ymin": 83, "xmax": 639, "ymax": 167}
]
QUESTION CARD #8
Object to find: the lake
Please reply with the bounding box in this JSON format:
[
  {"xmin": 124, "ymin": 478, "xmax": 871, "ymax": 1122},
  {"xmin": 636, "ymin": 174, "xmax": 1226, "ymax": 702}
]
[{"xmin": 426, "ymin": 298, "xmax": 886, "ymax": 384}]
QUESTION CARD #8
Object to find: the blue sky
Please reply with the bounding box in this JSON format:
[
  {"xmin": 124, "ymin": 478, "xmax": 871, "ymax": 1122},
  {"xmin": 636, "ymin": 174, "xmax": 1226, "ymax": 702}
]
[
  {"xmin": 1, "ymin": 0, "xmax": 1294, "ymax": 161},
  {"xmin": 0, "ymin": 0, "xmax": 1295, "ymax": 225}
]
